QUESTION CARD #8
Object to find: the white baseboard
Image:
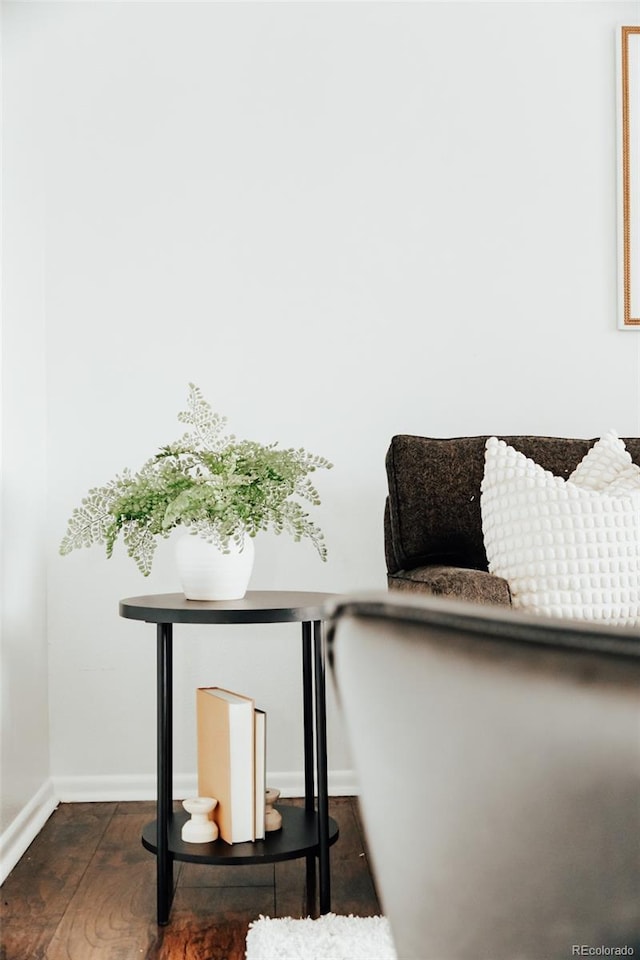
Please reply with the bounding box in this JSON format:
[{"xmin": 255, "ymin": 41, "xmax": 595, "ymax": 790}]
[
  {"xmin": 52, "ymin": 769, "xmax": 359, "ymax": 802},
  {"xmin": 0, "ymin": 779, "xmax": 58, "ymax": 885}
]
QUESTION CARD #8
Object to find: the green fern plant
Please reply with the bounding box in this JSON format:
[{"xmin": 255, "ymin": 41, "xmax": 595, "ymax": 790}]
[{"xmin": 60, "ymin": 384, "xmax": 332, "ymax": 575}]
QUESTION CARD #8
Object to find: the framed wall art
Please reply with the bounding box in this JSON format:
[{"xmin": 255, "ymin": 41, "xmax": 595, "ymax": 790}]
[{"xmin": 619, "ymin": 25, "xmax": 640, "ymax": 329}]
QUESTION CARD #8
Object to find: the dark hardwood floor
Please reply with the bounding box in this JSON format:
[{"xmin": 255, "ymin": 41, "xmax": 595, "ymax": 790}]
[{"xmin": 0, "ymin": 797, "xmax": 381, "ymax": 960}]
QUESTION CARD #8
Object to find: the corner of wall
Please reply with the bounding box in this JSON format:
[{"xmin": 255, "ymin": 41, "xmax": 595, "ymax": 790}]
[{"xmin": 0, "ymin": 779, "xmax": 58, "ymax": 886}]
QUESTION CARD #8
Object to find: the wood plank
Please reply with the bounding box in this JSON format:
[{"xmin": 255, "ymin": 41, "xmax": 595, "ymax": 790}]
[
  {"xmin": 179, "ymin": 861, "xmax": 274, "ymax": 888},
  {"xmin": 273, "ymin": 856, "xmax": 309, "ymax": 918},
  {"xmin": 272, "ymin": 798, "xmax": 319, "ymax": 918},
  {"xmin": 44, "ymin": 812, "xmax": 159, "ymax": 960},
  {"xmin": 149, "ymin": 886, "xmax": 275, "ymax": 960},
  {"xmin": 330, "ymin": 851, "xmax": 381, "ymax": 918},
  {"xmin": 350, "ymin": 796, "xmax": 384, "ymax": 907},
  {"xmin": 0, "ymin": 803, "xmax": 116, "ymax": 960},
  {"xmin": 273, "ymin": 798, "xmax": 381, "ymax": 919}
]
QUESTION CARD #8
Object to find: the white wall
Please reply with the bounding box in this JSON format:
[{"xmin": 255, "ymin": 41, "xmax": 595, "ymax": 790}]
[
  {"xmin": 0, "ymin": 2, "xmax": 57, "ymax": 879},
  {"xmin": 2, "ymin": 0, "xmax": 639, "ymax": 819}
]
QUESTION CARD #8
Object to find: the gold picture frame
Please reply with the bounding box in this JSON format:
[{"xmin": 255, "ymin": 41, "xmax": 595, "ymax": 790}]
[{"xmin": 619, "ymin": 26, "xmax": 640, "ymax": 328}]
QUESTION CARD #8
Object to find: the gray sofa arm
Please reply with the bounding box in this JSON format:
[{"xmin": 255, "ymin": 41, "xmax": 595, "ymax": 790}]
[{"xmin": 388, "ymin": 564, "xmax": 512, "ymax": 606}]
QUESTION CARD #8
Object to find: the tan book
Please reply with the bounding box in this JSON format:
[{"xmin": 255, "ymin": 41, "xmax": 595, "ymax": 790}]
[
  {"xmin": 197, "ymin": 687, "xmax": 255, "ymax": 844},
  {"xmin": 254, "ymin": 709, "xmax": 266, "ymax": 841}
]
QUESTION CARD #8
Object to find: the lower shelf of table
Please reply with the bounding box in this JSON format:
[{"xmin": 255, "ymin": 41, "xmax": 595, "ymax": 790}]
[{"xmin": 142, "ymin": 806, "xmax": 339, "ymax": 865}]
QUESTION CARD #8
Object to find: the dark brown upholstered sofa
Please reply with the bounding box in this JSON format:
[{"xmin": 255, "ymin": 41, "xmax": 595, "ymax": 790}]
[{"xmin": 384, "ymin": 434, "xmax": 640, "ymax": 605}]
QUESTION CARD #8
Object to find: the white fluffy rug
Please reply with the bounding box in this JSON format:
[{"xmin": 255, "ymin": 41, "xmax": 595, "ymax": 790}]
[{"xmin": 245, "ymin": 913, "xmax": 398, "ymax": 960}]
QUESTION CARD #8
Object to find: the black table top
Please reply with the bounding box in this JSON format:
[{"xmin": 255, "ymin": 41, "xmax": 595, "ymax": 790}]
[{"xmin": 119, "ymin": 590, "xmax": 338, "ymax": 624}]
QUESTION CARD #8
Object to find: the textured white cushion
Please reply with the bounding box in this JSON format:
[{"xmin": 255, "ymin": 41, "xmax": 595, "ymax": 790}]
[
  {"xmin": 569, "ymin": 429, "xmax": 640, "ymax": 493},
  {"xmin": 481, "ymin": 436, "xmax": 640, "ymax": 626}
]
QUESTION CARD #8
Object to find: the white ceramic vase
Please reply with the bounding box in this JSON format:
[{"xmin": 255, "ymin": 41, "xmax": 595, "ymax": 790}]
[{"xmin": 175, "ymin": 531, "xmax": 255, "ymax": 601}]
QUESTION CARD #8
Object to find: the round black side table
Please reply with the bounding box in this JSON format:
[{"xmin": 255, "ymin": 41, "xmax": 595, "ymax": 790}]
[{"xmin": 119, "ymin": 591, "xmax": 339, "ymax": 925}]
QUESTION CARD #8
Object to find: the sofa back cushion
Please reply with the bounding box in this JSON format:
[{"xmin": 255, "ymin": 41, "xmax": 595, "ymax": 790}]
[{"xmin": 384, "ymin": 435, "xmax": 640, "ymax": 575}]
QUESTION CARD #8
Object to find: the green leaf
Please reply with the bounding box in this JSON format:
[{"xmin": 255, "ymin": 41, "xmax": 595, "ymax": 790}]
[{"xmin": 59, "ymin": 384, "xmax": 332, "ymax": 573}]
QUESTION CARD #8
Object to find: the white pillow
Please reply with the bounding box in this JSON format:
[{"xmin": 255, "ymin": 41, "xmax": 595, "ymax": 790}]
[
  {"xmin": 568, "ymin": 429, "xmax": 640, "ymax": 493},
  {"xmin": 481, "ymin": 436, "xmax": 640, "ymax": 626}
]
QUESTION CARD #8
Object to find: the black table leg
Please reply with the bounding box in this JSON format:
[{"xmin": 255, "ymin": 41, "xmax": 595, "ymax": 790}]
[
  {"xmin": 313, "ymin": 620, "xmax": 331, "ymax": 914},
  {"xmin": 301, "ymin": 621, "xmax": 315, "ymax": 812},
  {"xmin": 157, "ymin": 622, "xmax": 174, "ymax": 925},
  {"xmin": 301, "ymin": 621, "xmax": 317, "ymax": 906}
]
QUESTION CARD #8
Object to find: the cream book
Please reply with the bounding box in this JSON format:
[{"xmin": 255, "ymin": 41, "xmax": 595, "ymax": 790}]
[
  {"xmin": 197, "ymin": 687, "xmax": 255, "ymax": 844},
  {"xmin": 254, "ymin": 709, "xmax": 266, "ymax": 841}
]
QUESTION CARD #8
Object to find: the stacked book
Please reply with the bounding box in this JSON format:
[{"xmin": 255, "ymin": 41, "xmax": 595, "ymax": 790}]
[{"xmin": 196, "ymin": 687, "xmax": 267, "ymax": 844}]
